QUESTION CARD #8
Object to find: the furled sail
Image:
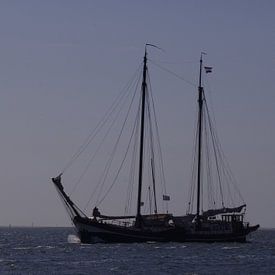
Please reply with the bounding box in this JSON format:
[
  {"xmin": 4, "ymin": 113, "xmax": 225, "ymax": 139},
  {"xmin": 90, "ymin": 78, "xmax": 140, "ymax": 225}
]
[{"xmin": 202, "ymin": 204, "xmax": 246, "ymax": 218}]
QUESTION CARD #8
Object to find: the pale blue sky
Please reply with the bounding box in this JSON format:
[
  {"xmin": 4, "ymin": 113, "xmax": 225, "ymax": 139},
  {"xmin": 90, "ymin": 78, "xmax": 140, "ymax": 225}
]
[{"xmin": 0, "ymin": 0, "xmax": 274, "ymax": 227}]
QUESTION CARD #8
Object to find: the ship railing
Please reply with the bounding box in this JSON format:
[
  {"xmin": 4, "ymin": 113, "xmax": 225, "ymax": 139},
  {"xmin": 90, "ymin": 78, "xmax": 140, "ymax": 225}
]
[{"xmin": 99, "ymin": 219, "xmax": 134, "ymax": 227}]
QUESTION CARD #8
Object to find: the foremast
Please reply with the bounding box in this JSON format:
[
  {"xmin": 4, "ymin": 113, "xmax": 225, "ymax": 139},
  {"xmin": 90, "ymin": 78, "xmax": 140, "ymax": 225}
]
[{"xmin": 136, "ymin": 48, "xmax": 147, "ymax": 227}]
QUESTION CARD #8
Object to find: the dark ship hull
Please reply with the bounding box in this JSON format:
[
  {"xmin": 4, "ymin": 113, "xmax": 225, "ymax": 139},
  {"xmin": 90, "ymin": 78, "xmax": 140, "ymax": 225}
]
[{"xmin": 73, "ymin": 216, "xmax": 259, "ymax": 244}]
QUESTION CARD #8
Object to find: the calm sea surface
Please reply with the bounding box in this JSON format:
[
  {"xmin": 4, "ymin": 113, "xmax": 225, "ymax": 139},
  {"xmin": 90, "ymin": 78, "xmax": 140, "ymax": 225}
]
[{"xmin": 0, "ymin": 227, "xmax": 274, "ymax": 274}]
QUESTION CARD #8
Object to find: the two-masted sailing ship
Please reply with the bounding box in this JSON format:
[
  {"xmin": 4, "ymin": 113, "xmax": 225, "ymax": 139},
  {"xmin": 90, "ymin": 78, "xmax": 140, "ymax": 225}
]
[{"xmin": 52, "ymin": 45, "xmax": 259, "ymax": 243}]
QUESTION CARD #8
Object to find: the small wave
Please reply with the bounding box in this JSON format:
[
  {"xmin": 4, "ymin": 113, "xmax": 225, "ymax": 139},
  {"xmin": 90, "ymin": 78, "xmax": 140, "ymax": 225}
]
[
  {"xmin": 67, "ymin": 234, "xmax": 80, "ymax": 244},
  {"xmin": 13, "ymin": 247, "xmax": 33, "ymax": 250},
  {"xmin": 237, "ymin": 255, "xmax": 247, "ymax": 259},
  {"xmin": 45, "ymin": 245, "xmax": 55, "ymax": 249},
  {"xmin": 80, "ymin": 244, "xmax": 93, "ymax": 248},
  {"xmin": 110, "ymin": 267, "xmax": 119, "ymax": 271},
  {"xmin": 222, "ymin": 246, "xmax": 240, "ymax": 250},
  {"xmin": 35, "ymin": 245, "xmax": 55, "ymax": 249},
  {"xmin": 13, "ymin": 245, "xmax": 55, "ymax": 250}
]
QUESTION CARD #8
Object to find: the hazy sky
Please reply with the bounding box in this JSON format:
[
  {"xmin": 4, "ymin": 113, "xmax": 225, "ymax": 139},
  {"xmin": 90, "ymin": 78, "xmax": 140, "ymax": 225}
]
[{"xmin": 0, "ymin": 0, "xmax": 274, "ymax": 228}]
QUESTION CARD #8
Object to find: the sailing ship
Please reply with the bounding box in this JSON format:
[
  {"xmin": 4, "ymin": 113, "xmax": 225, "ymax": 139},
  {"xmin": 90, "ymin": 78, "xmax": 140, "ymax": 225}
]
[{"xmin": 52, "ymin": 45, "xmax": 259, "ymax": 243}]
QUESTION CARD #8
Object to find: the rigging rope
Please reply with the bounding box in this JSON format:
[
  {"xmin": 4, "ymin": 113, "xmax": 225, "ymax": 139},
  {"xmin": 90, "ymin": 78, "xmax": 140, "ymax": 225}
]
[
  {"xmin": 205, "ymin": 97, "xmax": 243, "ymax": 206},
  {"xmin": 96, "ymin": 100, "xmax": 140, "ymax": 207},
  {"xmin": 147, "ymin": 71, "xmax": 169, "ymax": 213},
  {"xmin": 149, "ymin": 59, "xmax": 196, "ymax": 88},
  {"xmin": 187, "ymin": 69, "xmax": 246, "ymax": 214},
  {"xmin": 124, "ymin": 101, "xmax": 141, "ymax": 215},
  {"xmin": 94, "ymin": 72, "xmax": 141, "ymax": 206},
  {"xmin": 204, "ymin": 74, "xmax": 244, "ymax": 205},
  {"xmin": 60, "ymin": 63, "xmax": 143, "ymax": 175},
  {"xmin": 187, "ymin": 102, "xmax": 200, "ymax": 214},
  {"xmin": 69, "ymin": 71, "xmax": 142, "ymax": 196},
  {"xmin": 82, "ymin": 68, "xmax": 142, "ymax": 210},
  {"xmin": 203, "ymin": 102, "xmax": 214, "ymax": 210}
]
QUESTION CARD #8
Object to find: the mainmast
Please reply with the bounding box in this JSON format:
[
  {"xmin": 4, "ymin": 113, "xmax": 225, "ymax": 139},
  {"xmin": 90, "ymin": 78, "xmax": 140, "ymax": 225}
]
[
  {"xmin": 136, "ymin": 48, "xmax": 147, "ymax": 227},
  {"xmin": 196, "ymin": 54, "xmax": 204, "ymax": 222}
]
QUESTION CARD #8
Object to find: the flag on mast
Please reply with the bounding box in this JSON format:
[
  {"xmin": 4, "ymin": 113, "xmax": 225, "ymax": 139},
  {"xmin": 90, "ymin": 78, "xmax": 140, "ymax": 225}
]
[
  {"xmin": 163, "ymin": 195, "xmax": 170, "ymax": 201},
  {"xmin": 204, "ymin": 66, "xmax": 213, "ymax": 73}
]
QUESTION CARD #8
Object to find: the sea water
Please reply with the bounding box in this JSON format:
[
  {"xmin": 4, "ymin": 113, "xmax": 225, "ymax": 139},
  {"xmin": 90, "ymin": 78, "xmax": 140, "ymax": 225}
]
[{"xmin": 0, "ymin": 227, "xmax": 274, "ymax": 274}]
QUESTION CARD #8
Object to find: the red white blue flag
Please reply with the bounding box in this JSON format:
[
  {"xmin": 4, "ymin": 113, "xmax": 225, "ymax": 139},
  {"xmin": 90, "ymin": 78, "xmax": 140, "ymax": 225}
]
[
  {"xmin": 204, "ymin": 66, "xmax": 213, "ymax": 73},
  {"xmin": 163, "ymin": 195, "xmax": 170, "ymax": 201}
]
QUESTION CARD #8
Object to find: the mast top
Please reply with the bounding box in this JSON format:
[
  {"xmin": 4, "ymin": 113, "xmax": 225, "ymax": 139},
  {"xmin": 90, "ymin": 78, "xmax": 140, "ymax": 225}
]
[
  {"xmin": 145, "ymin": 43, "xmax": 164, "ymax": 56},
  {"xmin": 199, "ymin": 52, "xmax": 206, "ymax": 88},
  {"xmin": 145, "ymin": 43, "xmax": 163, "ymax": 50}
]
